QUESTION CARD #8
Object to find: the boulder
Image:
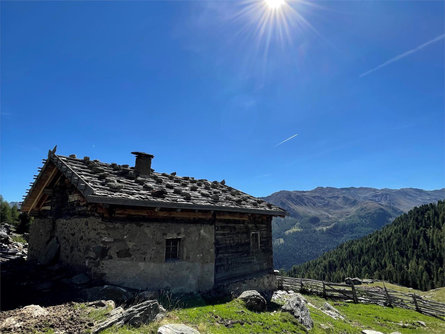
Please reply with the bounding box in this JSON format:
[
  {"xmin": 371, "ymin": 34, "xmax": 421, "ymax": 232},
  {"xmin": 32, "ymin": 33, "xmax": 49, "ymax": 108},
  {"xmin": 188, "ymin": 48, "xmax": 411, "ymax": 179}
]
[
  {"xmin": 238, "ymin": 290, "xmax": 267, "ymax": 312},
  {"xmin": 352, "ymin": 278, "xmax": 362, "ymax": 285},
  {"xmin": 281, "ymin": 294, "xmax": 313, "ymax": 330},
  {"xmin": 134, "ymin": 290, "xmax": 159, "ymax": 304},
  {"xmin": 271, "ymin": 290, "xmax": 306, "ymax": 305},
  {"xmin": 362, "ymin": 330, "xmax": 384, "ymax": 334},
  {"xmin": 92, "ymin": 300, "xmax": 163, "ymax": 333},
  {"xmin": 158, "ymin": 324, "xmax": 200, "ymax": 334},
  {"xmin": 84, "ymin": 285, "xmax": 133, "ymax": 305}
]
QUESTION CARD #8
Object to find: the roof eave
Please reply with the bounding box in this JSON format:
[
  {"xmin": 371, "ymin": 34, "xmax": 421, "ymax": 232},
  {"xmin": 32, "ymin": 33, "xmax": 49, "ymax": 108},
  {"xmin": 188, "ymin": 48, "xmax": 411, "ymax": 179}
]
[{"xmin": 86, "ymin": 195, "xmax": 285, "ymax": 216}]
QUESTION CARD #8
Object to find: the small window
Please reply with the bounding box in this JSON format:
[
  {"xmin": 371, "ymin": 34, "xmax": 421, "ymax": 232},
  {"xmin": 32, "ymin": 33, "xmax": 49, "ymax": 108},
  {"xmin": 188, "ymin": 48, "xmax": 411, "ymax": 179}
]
[
  {"xmin": 250, "ymin": 232, "xmax": 260, "ymax": 252},
  {"xmin": 165, "ymin": 238, "xmax": 181, "ymax": 261}
]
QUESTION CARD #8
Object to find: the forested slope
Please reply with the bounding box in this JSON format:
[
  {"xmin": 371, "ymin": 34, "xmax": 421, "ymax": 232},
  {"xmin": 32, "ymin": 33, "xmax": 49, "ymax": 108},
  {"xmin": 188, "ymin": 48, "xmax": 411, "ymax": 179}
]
[{"xmin": 289, "ymin": 201, "xmax": 445, "ymax": 291}]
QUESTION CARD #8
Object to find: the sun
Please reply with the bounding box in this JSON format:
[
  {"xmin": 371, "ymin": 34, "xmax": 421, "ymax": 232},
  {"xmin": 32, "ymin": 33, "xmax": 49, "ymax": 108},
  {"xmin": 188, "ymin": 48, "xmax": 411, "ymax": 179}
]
[{"xmin": 264, "ymin": 0, "xmax": 286, "ymax": 10}]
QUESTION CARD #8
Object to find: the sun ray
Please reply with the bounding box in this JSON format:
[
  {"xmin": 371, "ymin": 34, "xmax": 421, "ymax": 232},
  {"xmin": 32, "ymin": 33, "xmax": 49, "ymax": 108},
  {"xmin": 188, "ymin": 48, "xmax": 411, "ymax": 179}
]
[
  {"xmin": 213, "ymin": 0, "xmax": 327, "ymax": 83},
  {"xmin": 232, "ymin": 0, "xmax": 321, "ymax": 49}
]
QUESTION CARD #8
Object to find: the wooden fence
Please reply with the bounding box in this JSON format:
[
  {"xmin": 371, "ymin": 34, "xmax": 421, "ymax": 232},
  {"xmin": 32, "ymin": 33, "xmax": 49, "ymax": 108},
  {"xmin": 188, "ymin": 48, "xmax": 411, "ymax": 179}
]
[{"xmin": 277, "ymin": 276, "xmax": 445, "ymax": 320}]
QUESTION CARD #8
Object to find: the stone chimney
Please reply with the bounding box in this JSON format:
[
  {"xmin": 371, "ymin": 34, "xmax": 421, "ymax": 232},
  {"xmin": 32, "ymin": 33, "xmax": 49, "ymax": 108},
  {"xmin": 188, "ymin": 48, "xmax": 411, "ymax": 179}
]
[{"xmin": 131, "ymin": 152, "xmax": 154, "ymax": 176}]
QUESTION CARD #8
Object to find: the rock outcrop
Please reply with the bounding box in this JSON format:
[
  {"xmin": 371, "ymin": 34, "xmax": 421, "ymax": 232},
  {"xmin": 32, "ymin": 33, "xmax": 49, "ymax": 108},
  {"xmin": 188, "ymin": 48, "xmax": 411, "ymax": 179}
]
[
  {"xmin": 281, "ymin": 294, "xmax": 313, "ymax": 330},
  {"xmin": 92, "ymin": 299, "xmax": 165, "ymax": 333},
  {"xmin": 0, "ymin": 223, "xmax": 27, "ymax": 262}
]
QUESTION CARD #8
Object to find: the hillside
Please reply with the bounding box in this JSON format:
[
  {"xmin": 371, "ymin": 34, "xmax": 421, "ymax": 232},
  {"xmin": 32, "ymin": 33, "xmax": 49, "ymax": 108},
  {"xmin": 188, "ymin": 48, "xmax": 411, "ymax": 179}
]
[
  {"xmin": 5, "ymin": 290, "xmax": 443, "ymax": 333},
  {"xmin": 263, "ymin": 187, "xmax": 445, "ymax": 269},
  {"xmin": 289, "ymin": 201, "xmax": 445, "ymax": 291},
  {"xmin": 99, "ymin": 293, "xmax": 445, "ymax": 333}
]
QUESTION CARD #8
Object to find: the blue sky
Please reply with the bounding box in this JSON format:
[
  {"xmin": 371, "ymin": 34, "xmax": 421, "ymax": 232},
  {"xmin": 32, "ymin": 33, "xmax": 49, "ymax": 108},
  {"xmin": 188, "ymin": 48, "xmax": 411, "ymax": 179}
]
[{"xmin": 1, "ymin": 0, "xmax": 444, "ymax": 202}]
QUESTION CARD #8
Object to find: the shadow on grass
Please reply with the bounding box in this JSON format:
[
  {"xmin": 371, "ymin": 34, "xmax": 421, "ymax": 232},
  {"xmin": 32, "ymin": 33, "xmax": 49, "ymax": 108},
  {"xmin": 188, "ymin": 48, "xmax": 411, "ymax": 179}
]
[
  {"xmin": 0, "ymin": 258, "xmax": 89, "ymax": 311},
  {"xmin": 157, "ymin": 290, "xmax": 234, "ymax": 311}
]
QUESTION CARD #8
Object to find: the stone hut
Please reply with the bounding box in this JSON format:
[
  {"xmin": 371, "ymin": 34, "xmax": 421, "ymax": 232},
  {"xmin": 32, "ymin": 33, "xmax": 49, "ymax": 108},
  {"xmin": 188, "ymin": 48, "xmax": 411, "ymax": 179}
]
[{"xmin": 21, "ymin": 147, "xmax": 285, "ymax": 292}]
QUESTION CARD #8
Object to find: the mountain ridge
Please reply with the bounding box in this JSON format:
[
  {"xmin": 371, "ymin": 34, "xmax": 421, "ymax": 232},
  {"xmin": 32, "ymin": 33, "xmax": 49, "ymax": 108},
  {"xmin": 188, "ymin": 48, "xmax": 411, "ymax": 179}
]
[{"xmin": 263, "ymin": 187, "xmax": 445, "ymax": 270}]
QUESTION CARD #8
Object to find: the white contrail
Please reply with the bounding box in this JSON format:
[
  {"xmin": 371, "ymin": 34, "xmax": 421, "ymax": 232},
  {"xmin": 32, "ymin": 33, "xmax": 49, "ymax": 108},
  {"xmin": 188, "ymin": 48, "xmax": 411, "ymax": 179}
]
[
  {"xmin": 276, "ymin": 133, "xmax": 299, "ymax": 147},
  {"xmin": 360, "ymin": 33, "xmax": 445, "ymax": 78}
]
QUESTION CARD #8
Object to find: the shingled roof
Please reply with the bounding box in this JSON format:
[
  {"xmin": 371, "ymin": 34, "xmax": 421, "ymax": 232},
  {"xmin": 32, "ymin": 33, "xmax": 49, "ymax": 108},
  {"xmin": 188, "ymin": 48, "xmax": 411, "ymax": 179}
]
[{"xmin": 22, "ymin": 148, "xmax": 285, "ymax": 216}]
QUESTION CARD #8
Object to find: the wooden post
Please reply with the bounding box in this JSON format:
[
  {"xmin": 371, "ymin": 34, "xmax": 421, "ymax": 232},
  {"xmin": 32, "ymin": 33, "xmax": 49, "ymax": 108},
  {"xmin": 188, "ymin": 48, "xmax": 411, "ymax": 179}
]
[
  {"xmin": 412, "ymin": 294, "xmax": 420, "ymax": 312},
  {"xmin": 383, "ymin": 281, "xmax": 393, "ymax": 307},
  {"xmin": 351, "ymin": 283, "xmax": 358, "ymax": 303},
  {"xmin": 300, "ymin": 277, "xmax": 304, "ymax": 291},
  {"xmin": 322, "ymin": 281, "xmax": 327, "ymax": 298}
]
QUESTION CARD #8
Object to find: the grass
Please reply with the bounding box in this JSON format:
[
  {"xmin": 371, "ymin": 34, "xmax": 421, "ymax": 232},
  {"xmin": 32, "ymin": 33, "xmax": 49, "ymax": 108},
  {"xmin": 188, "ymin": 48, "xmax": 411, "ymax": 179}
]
[
  {"xmin": 173, "ymin": 299, "xmax": 306, "ymax": 333},
  {"xmin": 87, "ymin": 304, "xmax": 115, "ymax": 322},
  {"xmin": 100, "ymin": 299, "xmax": 306, "ymax": 334},
  {"xmin": 11, "ymin": 234, "xmax": 27, "ymax": 244},
  {"xmin": 423, "ymin": 287, "xmax": 445, "ymax": 303},
  {"xmin": 93, "ymin": 292, "xmax": 445, "ymax": 334},
  {"xmin": 310, "ymin": 298, "xmax": 445, "ymax": 333}
]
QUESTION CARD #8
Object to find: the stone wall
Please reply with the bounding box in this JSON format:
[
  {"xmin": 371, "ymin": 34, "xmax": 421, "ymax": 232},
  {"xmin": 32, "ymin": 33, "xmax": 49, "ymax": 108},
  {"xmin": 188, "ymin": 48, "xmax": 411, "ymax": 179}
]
[
  {"xmin": 54, "ymin": 217, "xmax": 215, "ymax": 292},
  {"xmin": 28, "ymin": 218, "xmax": 54, "ymax": 262}
]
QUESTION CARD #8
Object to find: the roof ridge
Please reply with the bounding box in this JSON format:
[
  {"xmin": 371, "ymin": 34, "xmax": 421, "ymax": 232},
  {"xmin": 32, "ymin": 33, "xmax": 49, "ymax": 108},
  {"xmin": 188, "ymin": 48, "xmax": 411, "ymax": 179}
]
[{"xmin": 50, "ymin": 153, "xmax": 95, "ymax": 197}]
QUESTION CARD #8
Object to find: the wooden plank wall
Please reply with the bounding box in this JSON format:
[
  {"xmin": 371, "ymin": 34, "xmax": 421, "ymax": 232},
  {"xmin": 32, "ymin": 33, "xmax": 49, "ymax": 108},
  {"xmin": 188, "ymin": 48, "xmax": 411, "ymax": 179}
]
[{"xmin": 214, "ymin": 215, "xmax": 273, "ymax": 283}]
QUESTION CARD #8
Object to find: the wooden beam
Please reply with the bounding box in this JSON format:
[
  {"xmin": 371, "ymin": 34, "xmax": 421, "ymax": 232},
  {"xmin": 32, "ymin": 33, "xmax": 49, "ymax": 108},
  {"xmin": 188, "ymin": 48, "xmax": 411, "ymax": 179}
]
[
  {"xmin": 215, "ymin": 212, "xmax": 250, "ymax": 220},
  {"xmin": 22, "ymin": 163, "xmax": 58, "ymax": 213},
  {"xmin": 36, "ymin": 194, "xmax": 49, "ymax": 211},
  {"xmin": 113, "ymin": 207, "xmax": 213, "ymax": 219}
]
